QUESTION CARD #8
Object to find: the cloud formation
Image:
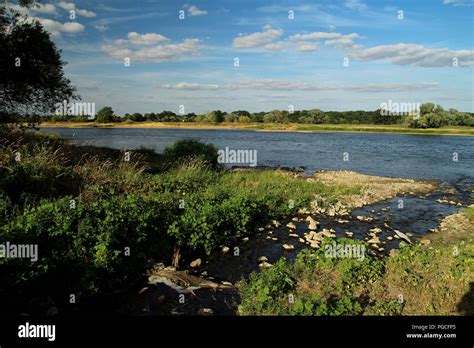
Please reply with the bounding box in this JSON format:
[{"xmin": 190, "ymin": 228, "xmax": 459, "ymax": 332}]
[
  {"xmin": 57, "ymin": 2, "xmax": 97, "ymax": 18},
  {"xmin": 233, "ymin": 25, "xmax": 283, "ymax": 49},
  {"xmin": 156, "ymin": 80, "xmax": 439, "ymax": 92},
  {"xmin": 349, "ymin": 43, "xmax": 474, "ymax": 67},
  {"xmin": 102, "ymin": 33, "xmax": 203, "ymax": 62},
  {"xmin": 234, "ymin": 27, "xmax": 361, "ymax": 52}
]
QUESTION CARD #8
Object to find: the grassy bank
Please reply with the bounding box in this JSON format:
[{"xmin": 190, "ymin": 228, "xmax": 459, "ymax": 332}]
[
  {"xmin": 0, "ymin": 128, "xmax": 357, "ymax": 314},
  {"xmin": 238, "ymin": 207, "xmax": 474, "ymax": 316},
  {"xmin": 37, "ymin": 121, "xmax": 474, "ymax": 136}
]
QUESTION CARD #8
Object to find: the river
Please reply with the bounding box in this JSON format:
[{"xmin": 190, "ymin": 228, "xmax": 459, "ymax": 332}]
[{"xmin": 41, "ymin": 127, "xmax": 474, "ymax": 180}]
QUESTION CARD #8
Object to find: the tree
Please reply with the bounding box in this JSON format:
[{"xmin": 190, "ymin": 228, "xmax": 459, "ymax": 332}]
[
  {"xmin": 130, "ymin": 112, "xmax": 145, "ymax": 122},
  {"xmin": 419, "ymin": 103, "xmax": 435, "ymax": 116},
  {"xmin": 204, "ymin": 110, "xmax": 224, "ymax": 123},
  {"xmin": 96, "ymin": 106, "xmax": 115, "ymax": 122},
  {"xmin": 0, "ymin": 2, "xmax": 79, "ymax": 117}
]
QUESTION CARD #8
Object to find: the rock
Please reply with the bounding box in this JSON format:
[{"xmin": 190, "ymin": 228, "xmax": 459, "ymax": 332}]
[
  {"xmin": 321, "ymin": 229, "xmax": 336, "ymax": 238},
  {"xmin": 393, "ymin": 230, "xmax": 412, "ymax": 244},
  {"xmin": 289, "ymin": 233, "xmax": 299, "ymax": 238},
  {"xmin": 449, "ymin": 201, "xmax": 456, "ymax": 205},
  {"xmin": 198, "ymin": 308, "xmax": 214, "ymax": 316},
  {"xmin": 286, "ymin": 222, "xmax": 297, "ymax": 229},
  {"xmin": 242, "ymin": 237, "xmax": 249, "ymax": 242},
  {"xmin": 345, "ymin": 231, "xmax": 354, "ymax": 237},
  {"xmin": 221, "ymin": 246, "xmax": 230, "ymax": 254},
  {"xmin": 369, "ymin": 227, "xmax": 382, "ymax": 233},
  {"xmin": 337, "ymin": 219, "xmax": 349, "ymax": 224},
  {"xmin": 381, "ymin": 207, "xmax": 390, "ymax": 212},
  {"xmin": 272, "ymin": 220, "xmax": 281, "ymax": 228},
  {"xmin": 384, "ymin": 223, "xmax": 390, "ymax": 228},
  {"xmin": 282, "ymin": 244, "xmax": 295, "ymax": 251},
  {"xmin": 265, "ymin": 224, "xmax": 272, "ymax": 229},
  {"xmin": 259, "ymin": 261, "xmax": 272, "ymax": 268},
  {"xmin": 406, "ymin": 232, "xmax": 413, "ymax": 237},
  {"xmin": 308, "ymin": 221, "xmax": 318, "ymax": 230},
  {"xmin": 258, "ymin": 227, "xmax": 265, "ymax": 232},
  {"xmin": 271, "ymin": 237, "xmax": 278, "ymax": 241},
  {"xmin": 367, "ymin": 236, "xmax": 381, "ymax": 244},
  {"xmin": 221, "ymin": 281, "xmax": 233, "ymax": 286},
  {"xmin": 258, "ymin": 256, "xmax": 268, "ymax": 262},
  {"xmin": 292, "ymin": 217, "xmax": 299, "ymax": 222},
  {"xmin": 419, "ymin": 239, "xmax": 431, "ymax": 246},
  {"xmin": 377, "ymin": 247, "xmax": 385, "ymax": 252},
  {"xmin": 298, "ymin": 207, "xmax": 311, "ymax": 214},
  {"xmin": 356, "ymin": 215, "xmax": 373, "ymax": 222},
  {"xmin": 310, "ymin": 241, "xmax": 320, "ymax": 249},
  {"xmin": 190, "ymin": 258, "xmax": 202, "ymax": 268},
  {"xmin": 306, "ymin": 216, "xmax": 319, "ymax": 230},
  {"xmin": 328, "ymin": 208, "xmax": 336, "ymax": 217},
  {"xmin": 299, "ymin": 238, "xmax": 305, "ymax": 243},
  {"xmin": 387, "ymin": 236, "xmax": 393, "ymax": 241},
  {"xmin": 201, "ymin": 271, "xmax": 208, "ymax": 277}
]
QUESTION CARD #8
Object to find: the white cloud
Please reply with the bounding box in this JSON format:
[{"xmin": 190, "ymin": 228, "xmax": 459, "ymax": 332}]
[
  {"xmin": 102, "ymin": 37, "xmax": 203, "ymax": 62},
  {"xmin": 289, "ymin": 32, "xmax": 343, "ymax": 40},
  {"xmin": 294, "ymin": 41, "xmax": 319, "ymax": 52},
  {"xmin": 233, "ymin": 25, "xmax": 283, "ymax": 49},
  {"xmin": 350, "ymin": 43, "xmax": 474, "ymax": 67},
  {"xmin": 127, "ymin": 32, "xmax": 169, "ymax": 45},
  {"xmin": 157, "ymin": 82, "xmax": 219, "ymax": 90},
  {"xmin": 443, "ymin": 0, "xmax": 473, "ymax": 7},
  {"xmin": 223, "ymin": 80, "xmax": 439, "ymax": 91},
  {"xmin": 187, "ymin": 5, "xmax": 208, "ymax": 16},
  {"xmin": 31, "ymin": 3, "xmax": 58, "ymax": 15},
  {"xmin": 57, "ymin": 2, "xmax": 96, "ymax": 17},
  {"xmin": 156, "ymin": 80, "xmax": 439, "ymax": 92},
  {"xmin": 26, "ymin": 17, "xmax": 84, "ymax": 36},
  {"xmin": 344, "ymin": 0, "xmax": 368, "ymax": 11},
  {"xmin": 95, "ymin": 25, "xmax": 109, "ymax": 32}
]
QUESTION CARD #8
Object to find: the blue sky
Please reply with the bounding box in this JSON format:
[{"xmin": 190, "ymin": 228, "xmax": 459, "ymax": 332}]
[{"xmin": 10, "ymin": 0, "xmax": 474, "ymax": 114}]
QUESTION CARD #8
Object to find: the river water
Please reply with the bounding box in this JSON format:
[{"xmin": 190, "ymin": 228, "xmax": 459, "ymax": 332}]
[{"xmin": 41, "ymin": 127, "xmax": 474, "ymax": 180}]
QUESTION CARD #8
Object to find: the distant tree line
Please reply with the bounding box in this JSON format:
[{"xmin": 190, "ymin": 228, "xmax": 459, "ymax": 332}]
[{"xmin": 10, "ymin": 103, "xmax": 474, "ymax": 129}]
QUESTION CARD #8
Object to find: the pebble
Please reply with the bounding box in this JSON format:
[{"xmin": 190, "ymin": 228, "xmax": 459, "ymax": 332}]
[
  {"xmin": 190, "ymin": 258, "xmax": 201, "ymax": 268},
  {"xmin": 198, "ymin": 308, "xmax": 214, "ymax": 316},
  {"xmin": 282, "ymin": 244, "xmax": 295, "ymax": 251},
  {"xmin": 286, "ymin": 222, "xmax": 297, "ymax": 229}
]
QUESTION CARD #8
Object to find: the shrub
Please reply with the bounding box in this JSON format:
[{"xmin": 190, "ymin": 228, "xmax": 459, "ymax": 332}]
[{"xmin": 163, "ymin": 139, "xmax": 221, "ymax": 169}]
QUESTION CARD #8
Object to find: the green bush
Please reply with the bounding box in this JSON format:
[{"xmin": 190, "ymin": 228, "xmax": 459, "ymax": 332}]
[
  {"xmin": 239, "ymin": 241, "xmax": 389, "ymax": 316},
  {"xmin": 163, "ymin": 140, "xmax": 221, "ymax": 170}
]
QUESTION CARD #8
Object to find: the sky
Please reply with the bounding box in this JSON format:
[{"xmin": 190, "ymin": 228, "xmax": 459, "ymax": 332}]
[{"xmin": 7, "ymin": 0, "xmax": 474, "ymax": 114}]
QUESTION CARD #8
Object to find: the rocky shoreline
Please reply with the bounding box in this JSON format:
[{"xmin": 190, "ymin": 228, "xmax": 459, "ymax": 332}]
[{"xmin": 122, "ymin": 170, "xmax": 471, "ymax": 316}]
